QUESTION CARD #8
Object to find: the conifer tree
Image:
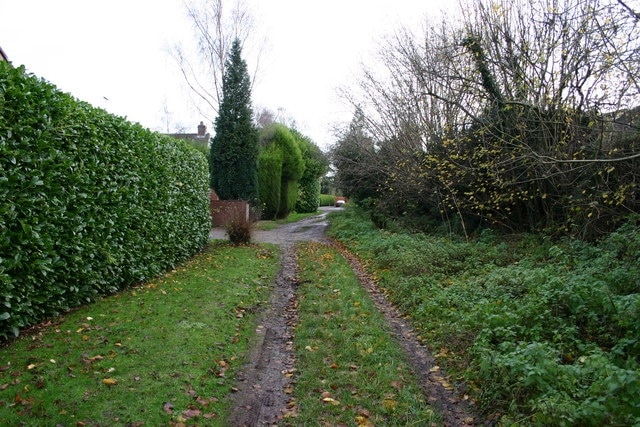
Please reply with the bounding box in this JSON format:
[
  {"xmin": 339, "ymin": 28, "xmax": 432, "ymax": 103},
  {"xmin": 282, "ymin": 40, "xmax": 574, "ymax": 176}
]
[{"xmin": 210, "ymin": 38, "xmax": 258, "ymax": 202}]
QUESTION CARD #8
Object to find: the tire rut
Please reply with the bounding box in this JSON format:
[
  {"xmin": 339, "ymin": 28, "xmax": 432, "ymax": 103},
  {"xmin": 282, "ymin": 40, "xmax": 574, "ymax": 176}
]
[{"xmin": 226, "ymin": 242, "xmax": 298, "ymax": 426}]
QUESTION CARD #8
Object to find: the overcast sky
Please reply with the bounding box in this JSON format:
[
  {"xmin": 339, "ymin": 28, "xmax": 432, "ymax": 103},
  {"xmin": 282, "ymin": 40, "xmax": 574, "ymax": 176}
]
[{"xmin": 1, "ymin": 0, "xmax": 455, "ymax": 149}]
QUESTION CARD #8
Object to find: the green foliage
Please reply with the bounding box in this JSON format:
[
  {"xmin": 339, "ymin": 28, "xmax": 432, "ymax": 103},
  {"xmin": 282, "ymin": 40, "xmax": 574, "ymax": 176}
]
[
  {"xmin": 257, "ymin": 144, "xmax": 282, "ymax": 219},
  {"xmin": 319, "ymin": 194, "xmax": 336, "ymax": 207},
  {"xmin": 281, "ymin": 179, "xmax": 299, "ymax": 216},
  {"xmin": 328, "ymin": 208, "xmax": 640, "ymax": 425},
  {"xmin": 210, "ymin": 38, "xmax": 259, "ymax": 202},
  {"xmin": 292, "ymin": 129, "xmax": 329, "ymax": 213},
  {"xmin": 0, "ymin": 63, "xmax": 210, "ymax": 340},
  {"xmin": 257, "ymin": 124, "xmax": 304, "ymax": 219}
]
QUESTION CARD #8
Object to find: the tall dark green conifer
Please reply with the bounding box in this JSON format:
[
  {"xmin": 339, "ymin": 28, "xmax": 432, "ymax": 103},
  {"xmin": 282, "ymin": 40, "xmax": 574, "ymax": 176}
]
[{"xmin": 210, "ymin": 38, "xmax": 258, "ymax": 202}]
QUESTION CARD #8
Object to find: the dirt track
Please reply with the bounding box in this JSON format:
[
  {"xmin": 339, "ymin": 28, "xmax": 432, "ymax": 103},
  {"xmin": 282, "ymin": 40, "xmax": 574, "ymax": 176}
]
[{"xmin": 213, "ymin": 208, "xmax": 478, "ymax": 426}]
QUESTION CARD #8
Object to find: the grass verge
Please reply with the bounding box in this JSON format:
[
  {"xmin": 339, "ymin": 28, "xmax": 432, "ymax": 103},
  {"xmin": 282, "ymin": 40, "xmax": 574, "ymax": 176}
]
[
  {"xmin": 0, "ymin": 242, "xmax": 279, "ymax": 426},
  {"xmin": 292, "ymin": 241, "xmax": 438, "ymax": 426}
]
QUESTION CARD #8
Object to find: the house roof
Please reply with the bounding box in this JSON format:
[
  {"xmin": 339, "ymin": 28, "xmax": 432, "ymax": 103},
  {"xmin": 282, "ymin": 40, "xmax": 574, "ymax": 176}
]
[{"xmin": 167, "ymin": 121, "xmax": 211, "ymax": 143}]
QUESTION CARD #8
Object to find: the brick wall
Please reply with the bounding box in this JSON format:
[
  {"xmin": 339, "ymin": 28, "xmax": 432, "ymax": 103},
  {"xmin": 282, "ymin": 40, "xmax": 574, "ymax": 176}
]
[{"xmin": 210, "ymin": 191, "xmax": 249, "ymax": 227}]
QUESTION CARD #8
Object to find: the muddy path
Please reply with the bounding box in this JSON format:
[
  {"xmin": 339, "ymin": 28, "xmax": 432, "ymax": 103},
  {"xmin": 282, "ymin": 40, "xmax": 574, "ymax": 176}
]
[{"xmin": 214, "ymin": 208, "xmax": 478, "ymax": 426}]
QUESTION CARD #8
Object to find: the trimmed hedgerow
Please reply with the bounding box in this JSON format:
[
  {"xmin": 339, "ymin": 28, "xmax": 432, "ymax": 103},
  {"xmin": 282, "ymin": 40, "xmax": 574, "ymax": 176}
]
[{"xmin": 0, "ymin": 63, "xmax": 210, "ymax": 339}]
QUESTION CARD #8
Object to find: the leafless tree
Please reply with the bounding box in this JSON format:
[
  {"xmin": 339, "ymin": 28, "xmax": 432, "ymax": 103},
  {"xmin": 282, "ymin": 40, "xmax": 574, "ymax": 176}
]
[{"xmin": 171, "ymin": 0, "xmax": 263, "ymax": 123}]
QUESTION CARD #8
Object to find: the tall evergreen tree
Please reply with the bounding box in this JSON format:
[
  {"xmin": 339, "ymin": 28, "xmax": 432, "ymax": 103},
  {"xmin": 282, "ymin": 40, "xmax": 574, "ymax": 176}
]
[{"xmin": 210, "ymin": 38, "xmax": 259, "ymax": 201}]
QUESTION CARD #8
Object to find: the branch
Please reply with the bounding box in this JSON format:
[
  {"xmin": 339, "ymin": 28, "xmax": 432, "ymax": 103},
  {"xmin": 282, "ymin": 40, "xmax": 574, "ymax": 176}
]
[
  {"xmin": 536, "ymin": 151, "xmax": 640, "ymax": 164},
  {"xmin": 616, "ymin": 0, "xmax": 640, "ymax": 21}
]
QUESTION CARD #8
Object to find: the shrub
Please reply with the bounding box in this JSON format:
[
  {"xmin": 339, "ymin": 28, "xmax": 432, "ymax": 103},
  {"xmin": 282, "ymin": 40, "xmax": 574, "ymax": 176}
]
[
  {"xmin": 258, "ymin": 124, "xmax": 304, "ymax": 219},
  {"xmin": 293, "ymin": 130, "xmax": 328, "ymax": 213},
  {"xmin": 258, "ymin": 145, "xmax": 282, "ymax": 219},
  {"xmin": 0, "ymin": 63, "xmax": 210, "ymax": 339},
  {"xmin": 225, "ymin": 217, "xmax": 253, "ymax": 245}
]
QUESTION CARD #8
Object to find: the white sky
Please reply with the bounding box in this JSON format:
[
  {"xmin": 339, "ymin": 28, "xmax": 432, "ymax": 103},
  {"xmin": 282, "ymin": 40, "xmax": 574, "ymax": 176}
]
[{"xmin": 0, "ymin": 0, "xmax": 456, "ymax": 149}]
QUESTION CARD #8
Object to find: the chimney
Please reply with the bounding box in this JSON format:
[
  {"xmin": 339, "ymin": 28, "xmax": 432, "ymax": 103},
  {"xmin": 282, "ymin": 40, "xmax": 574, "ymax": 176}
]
[{"xmin": 197, "ymin": 121, "xmax": 206, "ymax": 137}]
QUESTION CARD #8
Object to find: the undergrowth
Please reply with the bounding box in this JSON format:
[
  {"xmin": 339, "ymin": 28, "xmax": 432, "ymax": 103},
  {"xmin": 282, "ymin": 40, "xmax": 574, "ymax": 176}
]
[{"xmin": 328, "ymin": 207, "xmax": 640, "ymax": 426}]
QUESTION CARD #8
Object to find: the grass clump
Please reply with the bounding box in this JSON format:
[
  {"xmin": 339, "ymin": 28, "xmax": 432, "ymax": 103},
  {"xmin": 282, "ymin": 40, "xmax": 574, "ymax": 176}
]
[
  {"xmin": 328, "ymin": 207, "xmax": 640, "ymax": 426},
  {"xmin": 0, "ymin": 242, "xmax": 279, "ymax": 426},
  {"xmin": 293, "ymin": 242, "xmax": 438, "ymax": 426}
]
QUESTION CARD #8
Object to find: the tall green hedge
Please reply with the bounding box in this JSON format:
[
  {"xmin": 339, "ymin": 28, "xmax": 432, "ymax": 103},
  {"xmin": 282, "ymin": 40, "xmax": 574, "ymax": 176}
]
[
  {"xmin": 0, "ymin": 63, "xmax": 210, "ymax": 339},
  {"xmin": 293, "ymin": 130, "xmax": 329, "ymax": 213},
  {"xmin": 258, "ymin": 124, "xmax": 304, "ymax": 219},
  {"xmin": 258, "ymin": 144, "xmax": 283, "ymax": 219}
]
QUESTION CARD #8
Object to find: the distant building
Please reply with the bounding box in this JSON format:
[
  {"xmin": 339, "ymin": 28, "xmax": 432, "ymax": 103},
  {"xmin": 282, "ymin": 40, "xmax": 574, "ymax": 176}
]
[
  {"xmin": 168, "ymin": 121, "xmax": 211, "ymax": 144},
  {"xmin": 0, "ymin": 46, "xmax": 9, "ymax": 62}
]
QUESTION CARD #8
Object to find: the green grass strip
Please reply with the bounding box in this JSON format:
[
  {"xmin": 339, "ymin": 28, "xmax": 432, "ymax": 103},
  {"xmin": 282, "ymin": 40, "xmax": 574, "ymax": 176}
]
[
  {"xmin": 0, "ymin": 242, "xmax": 279, "ymax": 426},
  {"xmin": 293, "ymin": 242, "xmax": 438, "ymax": 426}
]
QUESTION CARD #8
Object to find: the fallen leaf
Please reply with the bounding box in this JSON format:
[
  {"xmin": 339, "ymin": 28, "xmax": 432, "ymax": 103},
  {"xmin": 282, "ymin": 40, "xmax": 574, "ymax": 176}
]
[
  {"xmin": 163, "ymin": 402, "xmax": 174, "ymax": 414},
  {"xmin": 355, "ymin": 415, "xmax": 374, "ymax": 427},
  {"xmin": 382, "ymin": 399, "xmax": 398, "ymax": 410},
  {"xmin": 102, "ymin": 378, "xmax": 117, "ymax": 386},
  {"xmin": 182, "ymin": 408, "xmax": 201, "ymax": 419},
  {"xmin": 27, "ymin": 364, "xmax": 37, "ymax": 370},
  {"xmin": 322, "ymin": 397, "xmax": 341, "ymax": 405},
  {"xmin": 196, "ymin": 397, "xmax": 211, "ymax": 406},
  {"xmin": 203, "ymin": 412, "xmax": 216, "ymax": 419}
]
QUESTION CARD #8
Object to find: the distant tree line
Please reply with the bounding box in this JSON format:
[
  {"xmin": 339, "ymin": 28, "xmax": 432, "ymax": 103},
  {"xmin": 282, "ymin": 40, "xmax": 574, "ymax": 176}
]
[{"xmin": 332, "ymin": 0, "xmax": 640, "ymax": 239}]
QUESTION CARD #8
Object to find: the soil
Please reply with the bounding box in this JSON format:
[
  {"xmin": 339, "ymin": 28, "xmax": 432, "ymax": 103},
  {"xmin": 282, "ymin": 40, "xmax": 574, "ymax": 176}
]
[{"xmin": 216, "ymin": 208, "xmax": 479, "ymax": 426}]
